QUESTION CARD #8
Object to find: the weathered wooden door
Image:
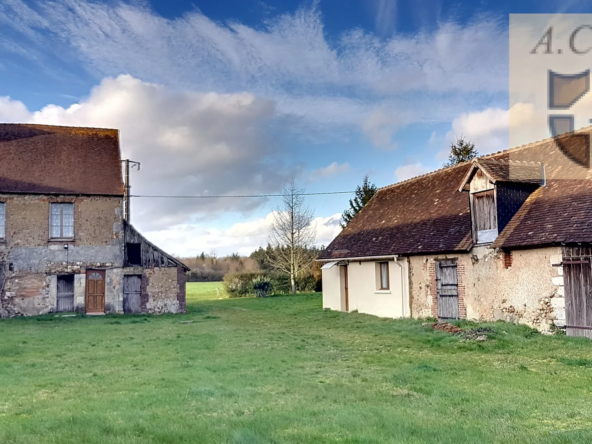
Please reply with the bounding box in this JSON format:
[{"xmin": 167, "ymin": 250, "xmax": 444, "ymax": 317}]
[
  {"xmin": 342, "ymin": 265, "xmax": 349, "ymax": 312},
  {"xmin": 436, "ymin": 260, "xmax": 459, "ymax": 319},
  {"xmin": 86, "ymin": 270, "xmax": 105, "ymax": 314},
  {"xmin": 123, "ymin": 275, "xmax": 142, "ymax": 314},
  {"xmin": 563, "ymin": 246, "xmax": 592, "ymax": 338},
  {"xmin": 57, "ymin": 275, "xmax": 75, "ymax": 312}
]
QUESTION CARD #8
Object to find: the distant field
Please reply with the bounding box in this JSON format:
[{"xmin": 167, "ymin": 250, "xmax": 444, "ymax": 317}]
[{"xmin": 186, "ymin": 281, "xmax": 227, "ymax": 302}]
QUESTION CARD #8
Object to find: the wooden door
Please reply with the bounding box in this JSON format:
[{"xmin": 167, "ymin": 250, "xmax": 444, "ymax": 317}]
[
  {"xmin": 436, "ymin": 260, "xmax": 459, "ymax": 319},
  {"xmin": 563, "ymin": 246, "xmax": 592, "ymax": 338},
  {"xmin": 342, "ymin": 265, "xmax": 349, "ymax": 312},
  {"xmin": 86, "ymin": 270, "xmax": 105, "ymax": 314},
  {"xmin": 123, "ymin": 275, "xmax": 142, "ymax": 314}
]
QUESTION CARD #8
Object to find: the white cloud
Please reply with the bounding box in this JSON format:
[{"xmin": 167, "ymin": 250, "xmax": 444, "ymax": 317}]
[
  {"xmin": 1, "ymin": 1, "xmax": 508, "ymax": 148},
  {"xmin": 313, "ymin": 213, "xmax": 343, "ymax": 247},
  {"xmin": 444, "ymin": 107, "xmax": 509, "ymax": 155},
  {"xmin": 309, "ymin": 162, "xmax": 351, "ymax": 181},
  {"xmin": 8, "ymin": 75, "xmax": 296, "ymax": 232},
  {"xmin": 374, "ymin": 0, "xmax": 397, "ymax": 36},
  {"xmin": 362, "ymin": 108, "xmax": 400, "ymax": 150},
  {"xmin": 0, "ymin": 96, "xmax": 31, "ymax": 122},
  {"xmin": 394, "ymin": 163, "xmax": 430, "ymax": 181},
  {"xmin": 145, "ymin": 212, "xmax": 342, "ymax": 257}
]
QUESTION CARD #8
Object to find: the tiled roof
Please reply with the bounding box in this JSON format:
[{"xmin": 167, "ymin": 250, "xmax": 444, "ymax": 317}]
[
  {"xmin": 0, "ymin": 124, "xmax": 124, "ymax": 196},
  {"xmin": 477, "ymin": 159, "xmax": 543, "ymax": 184},
  {"xmin": 492, "ymin": 179, "xmax": 592, "ymax": 248},
  {"xmin": 318, "ymin": 163, "xmax": 473, "ymax": 259},
  {"xmin": 320, "ymin": 127, "xmax": 592, "ymax": 259},
  {"xmin": 491, "ymin": 130, "xmax": 592, "ymax": 249}
]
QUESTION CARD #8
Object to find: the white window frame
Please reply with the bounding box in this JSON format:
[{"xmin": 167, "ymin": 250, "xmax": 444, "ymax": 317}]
[
  {"xmin": 50, "ymin": 203, "xmax": 74, "ymax": 240},
  {"xmin": 378, "ymin": 261, "xmax": 390, "ymax": 290}
]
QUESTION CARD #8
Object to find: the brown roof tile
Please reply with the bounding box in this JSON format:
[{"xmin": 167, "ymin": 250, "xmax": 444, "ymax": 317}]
[
  {"xmin": 478, "ymin": 159, "xmax": 544, "ymax": 184},
  {"xmin": 321, "ymin": 127, "xmax": 592, "ymax": 258},
  {"xmin": 318, "ymin": 163, "xmax": 473, "ymax": 259},
  {"xmin": 0, "ymin": 124, "xmax": 124, "ymax": 196}
]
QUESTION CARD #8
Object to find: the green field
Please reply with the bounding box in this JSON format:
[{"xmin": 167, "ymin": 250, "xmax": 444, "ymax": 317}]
[
  {"xmin": 186, "ymin": 281, "xmax": 228, "ymax": 301},
  {"xmin": 1, "ymin": 284, "xmax": 592, "ymax": 443}
]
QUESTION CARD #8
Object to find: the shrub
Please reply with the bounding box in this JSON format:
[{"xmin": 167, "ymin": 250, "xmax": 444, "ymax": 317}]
[
  {"xmin": 223, "ymin": 272, "xmax": 322, "ymax": 297},
  {"xmin": 223, "ymin": 273, "xmax": 261, "ymax": 298},
  {"xmin": 253, "ymin": 277, "xmax": 273, "ymax": 298},
  {"xmin": 188, "ymin": 270, "xmax": 225, "ymax": 282}
]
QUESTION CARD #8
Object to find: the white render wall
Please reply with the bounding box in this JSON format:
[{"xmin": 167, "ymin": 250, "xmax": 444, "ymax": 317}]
[
  {"xmin": 322, "ymin": 264, "xmax": 344, "ymax": 311},
  {"xmin": 322, "ymin": 258, "xmax": 410, "ymax": 318}
]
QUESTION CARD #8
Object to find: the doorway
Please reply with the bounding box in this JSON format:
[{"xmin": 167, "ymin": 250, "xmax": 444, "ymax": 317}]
[
  {"xmin": 341, "ymin": 264, "xmax": 349, "ymax": 312},
  {"xmin": 86, "ymin": 270, "xmax": 105, "ymax": 314}
]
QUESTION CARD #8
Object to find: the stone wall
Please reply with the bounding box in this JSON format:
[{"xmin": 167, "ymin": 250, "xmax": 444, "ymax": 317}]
[
  {"xmin": 144, "ymin": 266, "xmax": 186, "ymax": 314},
  {"xmin": 0, "ymin": 193, "xmax": 186, "ymax": 318},
  {"xmin": 0, "ymin": 194, "xmax": 124, "ymax": 316},
  {"xmin": 408, "ymin": 246, "xmax": 563, "ymax": 332}
]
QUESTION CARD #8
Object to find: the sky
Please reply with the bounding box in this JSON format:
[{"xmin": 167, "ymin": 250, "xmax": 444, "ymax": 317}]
[{"xmin": 1, "ymin": 0, "xmax": 591, "ymax": 257}]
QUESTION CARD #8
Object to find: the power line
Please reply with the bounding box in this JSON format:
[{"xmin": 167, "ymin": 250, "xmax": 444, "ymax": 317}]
[{"xmin": 130, "ymin": 190, "xmax": 355, "ymax": 199}]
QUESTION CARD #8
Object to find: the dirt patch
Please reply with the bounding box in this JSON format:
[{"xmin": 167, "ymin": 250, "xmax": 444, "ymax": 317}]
[
  {"xmin": 433, "ymin": 323, "xmax": 463, "ymax": 334},
  {"xmin": 458, "ymin": 327, "xmax": 496, "ymax": 341},
  {"xmin": 423, "ymin": 323, "xmax": 494, "ymax": 341}
]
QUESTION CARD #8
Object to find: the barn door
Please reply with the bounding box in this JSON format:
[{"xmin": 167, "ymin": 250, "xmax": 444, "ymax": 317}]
[
  {"xmin": 86, "ymin": 270, "xmax": 105, "ymax": 314},
  {"xmin": 436, "ymin": 260, "xmax": 459, "ymax": 319},
  {"xmin": 563, "ymin": 246, "xmax": 592, "ymax": 338},
  {"xmin": 123, "ymin": 275, "xmax": 142, "ymax": 314}
]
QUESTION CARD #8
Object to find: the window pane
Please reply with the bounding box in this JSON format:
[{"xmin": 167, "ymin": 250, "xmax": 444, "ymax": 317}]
[
  {"xmin": 0, "ymin": 203, "xmax": 4, "ymax": 238},
  {"xmin": 62, "ymin": 209, "xmax": 74, "ymax": 238},
  {"xmin": 62, "ymin": 204, "xmax": 74, "ymax": 215},
  {"xmin": 50, "ymin": 203, "xmax": 74, "ymax": 238},
  {"xmin": 50, "ymin": 224, "xmax": 61, "ymax": 238},
  {"xmin": 381, "ymin": 263, "xmax": 388, "ymax": 289}
]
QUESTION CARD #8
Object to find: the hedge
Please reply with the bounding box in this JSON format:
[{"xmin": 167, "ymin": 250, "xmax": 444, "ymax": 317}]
[{"xmin": 222, "ymin": 272, "xmax": 321, "ymax": 298}]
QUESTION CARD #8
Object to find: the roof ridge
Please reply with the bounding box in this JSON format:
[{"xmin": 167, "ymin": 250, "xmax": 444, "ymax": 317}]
[
  {"xmin": 378, "ymin": 161, "xmax": 470, "ymax": 191},
  {"xmin": 379, "ymin": 125, "xmax": 592, "ymax": 193},
  {"xmin": 482, "ymin": 124, "xmax": 592, "ymax": 159},
  {"xmin": 0, "ymin": 123, "xmax": 119, "ymax": 132}
]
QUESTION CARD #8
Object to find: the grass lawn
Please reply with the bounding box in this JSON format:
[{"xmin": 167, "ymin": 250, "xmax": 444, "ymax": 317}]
[
  {"xmin": 1, "ymin": 286, "xmax": 592, "ymax": 443},
  {"xmin": 186, "ymin": 281, "xmax": 228, "ymax": 301}
]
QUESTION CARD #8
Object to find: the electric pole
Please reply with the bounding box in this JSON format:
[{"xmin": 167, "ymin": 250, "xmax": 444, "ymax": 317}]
[{"xmin": 122, "ymin": 159, "xmax": 141, "ymax": 222}]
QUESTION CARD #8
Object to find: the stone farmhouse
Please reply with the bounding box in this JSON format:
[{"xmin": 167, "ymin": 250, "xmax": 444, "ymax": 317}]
[
  {"xmin": 0, "ymin": 124, "xmax": 189, "ymax": 318},
  {"xmin": 319, "ymin": 128, "xmax": 592, "ymax": 337}
]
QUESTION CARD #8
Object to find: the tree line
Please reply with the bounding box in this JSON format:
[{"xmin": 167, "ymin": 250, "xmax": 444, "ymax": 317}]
[{"xmin": 182, "ymin": 137, "xmax": 477, "ymax": 291}]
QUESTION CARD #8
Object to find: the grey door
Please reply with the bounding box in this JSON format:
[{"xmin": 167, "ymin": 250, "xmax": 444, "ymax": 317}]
[
  {"xmin": 563, "ymin": 246, "xmax": 592, "ymax": 339},
  {"xmin": 123, "ymin": 275, "xmax": 142, "ymax": 314},
  {"xmin": 436, "ymin": 260, "xmax": 459, "ymax": 319}
]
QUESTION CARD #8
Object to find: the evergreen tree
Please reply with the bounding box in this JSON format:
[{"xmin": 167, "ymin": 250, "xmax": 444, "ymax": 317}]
[
  {"xmin": 341, "ymin": 175, "xmax": 378, "ymax": 227},
  {"xmin": 444, "ymin": 136, "xmax": 478, "ymax": 167}
]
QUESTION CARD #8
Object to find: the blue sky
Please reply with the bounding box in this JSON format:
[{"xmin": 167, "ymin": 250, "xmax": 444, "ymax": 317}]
[{"xmin": 0, "ymin": 0, "xmax": 591, "ymax": 256}]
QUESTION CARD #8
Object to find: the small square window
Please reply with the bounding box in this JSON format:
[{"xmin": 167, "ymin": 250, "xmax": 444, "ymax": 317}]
[
  {"xmin": 0, "ymin": 202, "xmax": 5, "ymax": 239},
  {"xmin": 378, "ymin": 262, "xmax": 389, "ymax": 290},
  {"xmin": 50, "ymin": 203, "xmax": 74, "ymax": 239},
  {"xmin": 126, "ymin": 243, "xmax": 142, "ymax": 266}
]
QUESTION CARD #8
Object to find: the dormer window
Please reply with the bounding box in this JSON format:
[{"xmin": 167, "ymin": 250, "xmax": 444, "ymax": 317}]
[
  {"xmin": 472, "ymin": 190, "xmax": 498, "ymax": 244},
  {"xmin": 459, "ymin": 158, "xmax": 544, "ymax": 246}
]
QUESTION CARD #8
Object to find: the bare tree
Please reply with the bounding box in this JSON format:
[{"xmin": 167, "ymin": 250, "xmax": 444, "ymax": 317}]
[{"xmin": 267, "ymin": 179, "xmax": 316, "ymax": 294}]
